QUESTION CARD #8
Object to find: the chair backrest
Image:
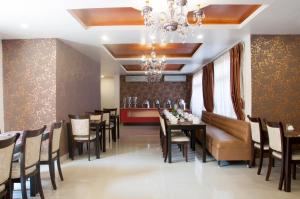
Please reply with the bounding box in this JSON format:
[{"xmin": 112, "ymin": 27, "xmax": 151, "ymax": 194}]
[
  {"xmin": 21, "ymin": 126, "xmax": 46, "ymax": 169},
  {"xmin": 49, "ymin": 121, "xmax": 64, "ymax": 154},
  {"xmin": 69, "ymin": 115, "xmax": 90, "ymax": 137},
  {"xmin": 89, "ymin": 113, "xmax": 102, "ymax": 123},
  {"xmin": 247, "ymin": 115, "xmax": 263, "ymax": 143},
  {"xmin": 0, "ymin": 135, "xmax": 17, "ymax": 187},
  {"xmin": 159, "ymin": 113, "xmax": 167, "ymax": 136},
  {"xmin": 265, "ymin": 120, "xmax": 284, "ymax": 153},
  {"xmin": 102, "ymin": 110, "xmax": 111, "ymax": 126},
  {"xmin": 103, "ymin": 108, "xmax": 117, "ymax": 116}
]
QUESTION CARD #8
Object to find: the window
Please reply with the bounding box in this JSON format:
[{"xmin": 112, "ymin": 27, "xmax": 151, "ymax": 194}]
[
  {"xmin": 191, "ymin": 70, "xmax": 204, "ymax": 117},
  {"xmin": 213, "ymin": 52, "xmax": 236, "ymax": 118}
]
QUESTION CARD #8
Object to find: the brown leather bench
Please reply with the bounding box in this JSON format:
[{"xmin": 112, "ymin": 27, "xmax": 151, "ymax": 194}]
[{"xmin": 201, "ymin": 111, "xmax": 251, "ymax": 164}]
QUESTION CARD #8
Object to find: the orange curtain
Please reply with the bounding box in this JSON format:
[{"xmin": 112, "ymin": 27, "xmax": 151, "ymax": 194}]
[
  {"xmin": 202, "ymin": 62, "xmax": 214, "ymax": 112},
  {"xmin": 230, "ymin": 43, "xmax": 245, "ymax": 120}
]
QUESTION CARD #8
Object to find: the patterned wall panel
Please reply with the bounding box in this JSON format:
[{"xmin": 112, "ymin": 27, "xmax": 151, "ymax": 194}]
[
  {"xmin": 251, "ymin": 35, "xmax": 300, "ymax": 130},
  {"xmin": 2, "ymin": 39, "xmax": 57, "ymax": 131},
  {"xmin": 56, "ymin": 40, "xmax": 100, "ymax": 154},
  {"xmin": 120, "ymin": 75, "xmax": 192, "ymax": 108}
]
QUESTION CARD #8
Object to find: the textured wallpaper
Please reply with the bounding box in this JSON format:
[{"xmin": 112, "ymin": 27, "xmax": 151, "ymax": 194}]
[
  {"xmin": 2, "ymin": 39, "xmax": 57, "ymax": 131},
  {"xmin": 56, "ymin": 40, "xmax": 100, "ymax": 154},
  {"xmin": 251, "ymin": 35, "xmax": 300, "ymax": 130},
  {"xmin": 120, "ymin": 75, "xmax": 192, "ymax": 108}
]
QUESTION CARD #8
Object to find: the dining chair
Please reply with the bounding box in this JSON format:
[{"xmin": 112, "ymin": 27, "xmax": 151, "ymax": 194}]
[
  {"xmin": 247, "ymin": 115, "xmax": 269, "ymax": 175},
  {"xmin": 89, "ymin": 113, "xmax": 104, "ymax": 148},
  {"xmin": 102, "ymin": 110, "xmax": 113, "ymax": 143},
  {"xmin": 264, "ymin": 120, "xmax": 300, "ymax": 190},
  {"xmin": 159, "ymin": 114, "xmax": 190, "ymax": 162},
  {"xmin": 103, "ymin": 108, "xmax": 119, "ymax": 139},
  {"xmin": 0, "ymin": 134, "xmax": 18, "ymax": 199},
  {"xmin": 40, "ymin": 121, "xmax": 64, "ymax": 190},
  {"xmin": 69, "ymin": 115, "xmax": 98, "ymax": 161},
  {"xmin": 11, "ymin": 126, "xmax": 46, "ymax": 199}
]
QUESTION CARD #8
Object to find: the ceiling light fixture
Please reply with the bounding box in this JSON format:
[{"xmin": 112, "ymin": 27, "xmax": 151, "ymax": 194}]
[
  {"xmin": 101, "ymin": 75, "xmax": 105, "ymax": 78},
  {"xmin": 101, "ymin": 35, "xmax": 109, "ymax": 41},
  {"xmin": 141, "ymin": 44, "xmax": 166, "ymax": 83},
  {"xmin": 141, "ymin": 0, "xmax": 205, "ymax": 42},
  {"xmin": 197, "ymin": 34, "xmax": 203, "ymax": 39},
  {"xmin": 20, "ymin": 23, "xmax": 29, "ymax": 29}
]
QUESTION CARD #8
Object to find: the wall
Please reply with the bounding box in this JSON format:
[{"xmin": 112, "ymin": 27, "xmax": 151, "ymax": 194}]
[
  {"xmin": 2, "ymin": 39, "xmax": 57, "ymax": 131},
  {"xmin": 0, "ymin": 40, "xmax": 4, "ymax": 131},
  {"xmin": 101, "ymin": 76, "xmax": 119, "ymax": 110},
  {"xmin": 56, "ymin": 40, "xmax": 100, "ymax": 154},
  {"xmin": 251, "ymin": 35, "xmax": 300, "ymax": 129},
  {"xmin": 120, "ymin": 75, "xmax": 192, "ymax": 108}
]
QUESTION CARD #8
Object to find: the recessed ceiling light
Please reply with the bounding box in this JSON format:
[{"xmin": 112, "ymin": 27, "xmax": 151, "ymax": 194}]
[
  {"xmin": 101, "ymin": 35, "xmax": 108, "ymax": 41},
  {"xmin": 101, "ymin": 75, "xmax": 105, "ymax": 78},
  {"xmin": 20, "ymin": 23, "xmax": 29, "ymax": 29},
  {"xmin": 140, "ymin": 38, "xmax": 146, "ymax": 45},
  {"xmin": 197, "ymin": 34, "xmax": 203, "ymax": 39}
]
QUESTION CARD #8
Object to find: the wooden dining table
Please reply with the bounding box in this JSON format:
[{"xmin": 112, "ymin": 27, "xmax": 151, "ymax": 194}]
[
  {"xmin": 165, "ymin": 120, "xmax": 207, "ymax": 163},
  {"xmin": 0, "ymin": 131, "xmax": 49, "ymax": 197},
  {"xmin": 284, "ymin": 130, "xmax": 300, "ymax": 192}
]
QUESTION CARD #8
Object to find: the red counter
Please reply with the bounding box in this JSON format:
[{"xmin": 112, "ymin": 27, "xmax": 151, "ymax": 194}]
[{"xmin": 120, "ymin": 108, "xmax": 160, "ymax": 124}]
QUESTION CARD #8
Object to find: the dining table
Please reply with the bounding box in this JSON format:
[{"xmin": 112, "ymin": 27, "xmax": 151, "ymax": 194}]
[
  {"xmin": 0, "ymin": 130, "xmax": 49, "ymax": 197},
  {"xmin": 165, "ymin": 120, "xmax": 207, "ymax": 163},
  {"xmin": 284, "ymin": 129, "xmax": 300, "ymax": 192}
]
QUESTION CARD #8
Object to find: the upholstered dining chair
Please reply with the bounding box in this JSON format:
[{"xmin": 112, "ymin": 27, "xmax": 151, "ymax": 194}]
[
  {"xmin": 102, "ymin": 110, "xmax": 113, "ymax": 143},
  {"xmin": 264, "ymin": 120, "xmax": 300, "ymax": 190},
  {"xmin": 103, "ymin": 108, "xmax": 120, "ymax": 140},
  {"xmin": 40, "ymin": 121, "xmax": 64, "ymax": 190},
  {"xmin": 11, "ymin": 126, "xmax": 46, "ymax": 199},
  {"xmin": 0, "ymin": 134, "xmax": 18, "ymax": 199},
  {"xmin": 159, "ymin": 114, "xmax": 190, "ymax": 162},
  {"xmin": 69, "ymin": 115, "xmax": 98, "ymax": 161},
  {"xmin": 247, "ymin": 115, "xmax": 269, "ymax": 175}
]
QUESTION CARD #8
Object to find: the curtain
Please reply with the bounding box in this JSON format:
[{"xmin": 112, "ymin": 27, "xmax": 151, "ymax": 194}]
[
  {"xmin": 191, "ymin": 70, "xmax": 204, "ymax": 117},
  {"xmin": 230, "ymin": 43, "xmax": 245, "ymax": 120},
  {"xmin": 202, "ymin": 62, "xmax": 214, "ymax": 112},
  {"xmin": 213, "ymin": 52, "xmax": 237, "ymax": 118}
]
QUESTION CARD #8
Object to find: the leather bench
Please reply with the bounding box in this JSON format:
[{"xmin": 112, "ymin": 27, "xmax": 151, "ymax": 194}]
[{"xmin": 201, "ymin": 111, "xmax": 251, "ymax": 162}]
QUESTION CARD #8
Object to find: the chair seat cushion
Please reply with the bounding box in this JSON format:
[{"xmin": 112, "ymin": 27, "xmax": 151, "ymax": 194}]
[
  {"xmin": 172, "ymin": 135, "xmax": 190, "ymax": 142},
  {"xmin": 0, "ymin": 185, "xmax": 4, "ymax": 192},
  {"xmin": 40, "ymin": 140, "xmax": 57, "ymax": 161},
  {"xmin": 206, "ymin": 125, "xmax": 245, "ymax": 149},
  {"xmin": 74, "ymin": 133, "xmax": 96, "ymax": 141},
  {"xmin": 254, "ymin": 143, "xmax": 269, "ymax": 150},
  {"xmin": 11, "ymin": 162, "xmax": 36, "ymax": 179},
  {"xmin": 273, "ymin": 151, "xmax": 300, "ymax": 160}
]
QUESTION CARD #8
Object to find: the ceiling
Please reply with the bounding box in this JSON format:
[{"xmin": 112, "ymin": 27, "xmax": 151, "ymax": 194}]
[{"xmin": 0, "ymin": 0, "xmax": 300, "ymax": 76}]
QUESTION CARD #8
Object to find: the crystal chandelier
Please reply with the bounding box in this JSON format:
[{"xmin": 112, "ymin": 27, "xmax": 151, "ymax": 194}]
[
  {"xmin": 141, "ymin": 46, "xmax": 166, "ymax": 83},
  {"xmin": 141, "ymin": 0, "xmax": 205, "ymax": 41}
]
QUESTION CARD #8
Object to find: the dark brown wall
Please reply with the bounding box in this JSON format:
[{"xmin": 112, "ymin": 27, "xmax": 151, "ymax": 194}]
[
  {"xmin": 56, "ymin": 40, "xmax": 100, "ymax": 154},
  {"xmin": 2, "ymin": 39, "xmax": 57, "ymax": 131},
  {"xmin": 2, "ymin": 39, "xmax": 100, "ymax": 155},
  {"xmin": 251, "ymin": 35, "xmax": 300, "ymax": 130},
  {"xmin": 120, "ymin": 75, "xmax": 192, "ymax": 108}
]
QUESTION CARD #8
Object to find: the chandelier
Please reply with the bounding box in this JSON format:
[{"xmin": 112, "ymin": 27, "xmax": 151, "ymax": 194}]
[
  {"xmin": 141, "ymin": 46, "xmax": 166, "ymax": 83},
  {"xmin": 141, "ymin": 0, "xmax": 205, "ymax": 41}
]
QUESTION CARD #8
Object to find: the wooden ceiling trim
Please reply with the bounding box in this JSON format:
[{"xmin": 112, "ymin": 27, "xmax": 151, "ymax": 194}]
[{"xmin": 123, "ymin": 64, "xmax": 185, "ymax": 71}]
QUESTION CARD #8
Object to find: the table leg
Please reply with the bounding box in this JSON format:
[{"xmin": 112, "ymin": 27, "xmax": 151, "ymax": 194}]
[
  {"xmin": 96, "ymin": 125, "xmax": 100, "ymax": 159},
  {"xmin": 202, "ymin": 127, "xmax": 206, "ymax": 163},
  {"xmin": 112, "ymin": 119, "xmax": 117, "ymax": 142},
  {"xmin": 284, "ymin": 138, "xmax": 291, "ymax": 192},
  {"xmin": 67, "ymin": 123, "xmax": 74, "ymax": 160},
  {"xmin": 30, "ymin": 176, "xmax": 37, "ymax": 197},
  {"xmin": 168, "ymin": 129, "xmax": 172, "ymax": 163},
  {"xmin": 117, "ymin": 117, "xmax": 120, "ymax": 139},
  {"xmin": 191, "ymin": 130, "xmax": 195, "ymax": 151},
  {"xmin": 102, "ymin": 127, "xmax": 106, "ymax": 152}
]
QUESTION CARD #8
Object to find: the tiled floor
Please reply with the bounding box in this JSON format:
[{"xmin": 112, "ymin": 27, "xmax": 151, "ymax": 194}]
[{"xmin": 14, "ymin": 125, "xmax": 300, "ymax": 198}]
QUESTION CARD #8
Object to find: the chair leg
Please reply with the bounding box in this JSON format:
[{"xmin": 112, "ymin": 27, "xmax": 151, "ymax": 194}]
[
  {"xmin": 8, "ymin": 181, "xmax": 13, "ymax": 199},
  {"xmin": 292, "ymin": 164, "xmax": 297, "ymax": 180},
  {"xmin": 257, "ymin": 149, "xmax": 264, "ymax": 175},
  {"xmin": 20, "ymin": 176, "xmax": 28, "ymax": 199},
  {"xmin": 164, "ymin": 137, "xmax": 168, "ymax": 163},
  {"xmin": 88, "ymin": 141, "xmax": 91, "ymax": 161},
  {"xmin": 185, "ymin": 143, "xmax": 188, "ymax": 162},
  {"xmin": 37, "ymin": 169, "xmax": 45, "ymax": 199},
  {"xmin": 108, "ymin": 128, "xmax": 111, "ymax": 143},
  {"xmin": 49, "ymin": 160, "xmax": 57, "ymax": 190},
  {"xmin": 265, "ymin": 151, "xmax": 273, "ymax": 181},
  {"xmin": 57, "ymin": 151, "xmax": 64, "ymax": 181},
  {"xmin": 278, "ymin": 157, "xmax": 285, "ymax": 190}
]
